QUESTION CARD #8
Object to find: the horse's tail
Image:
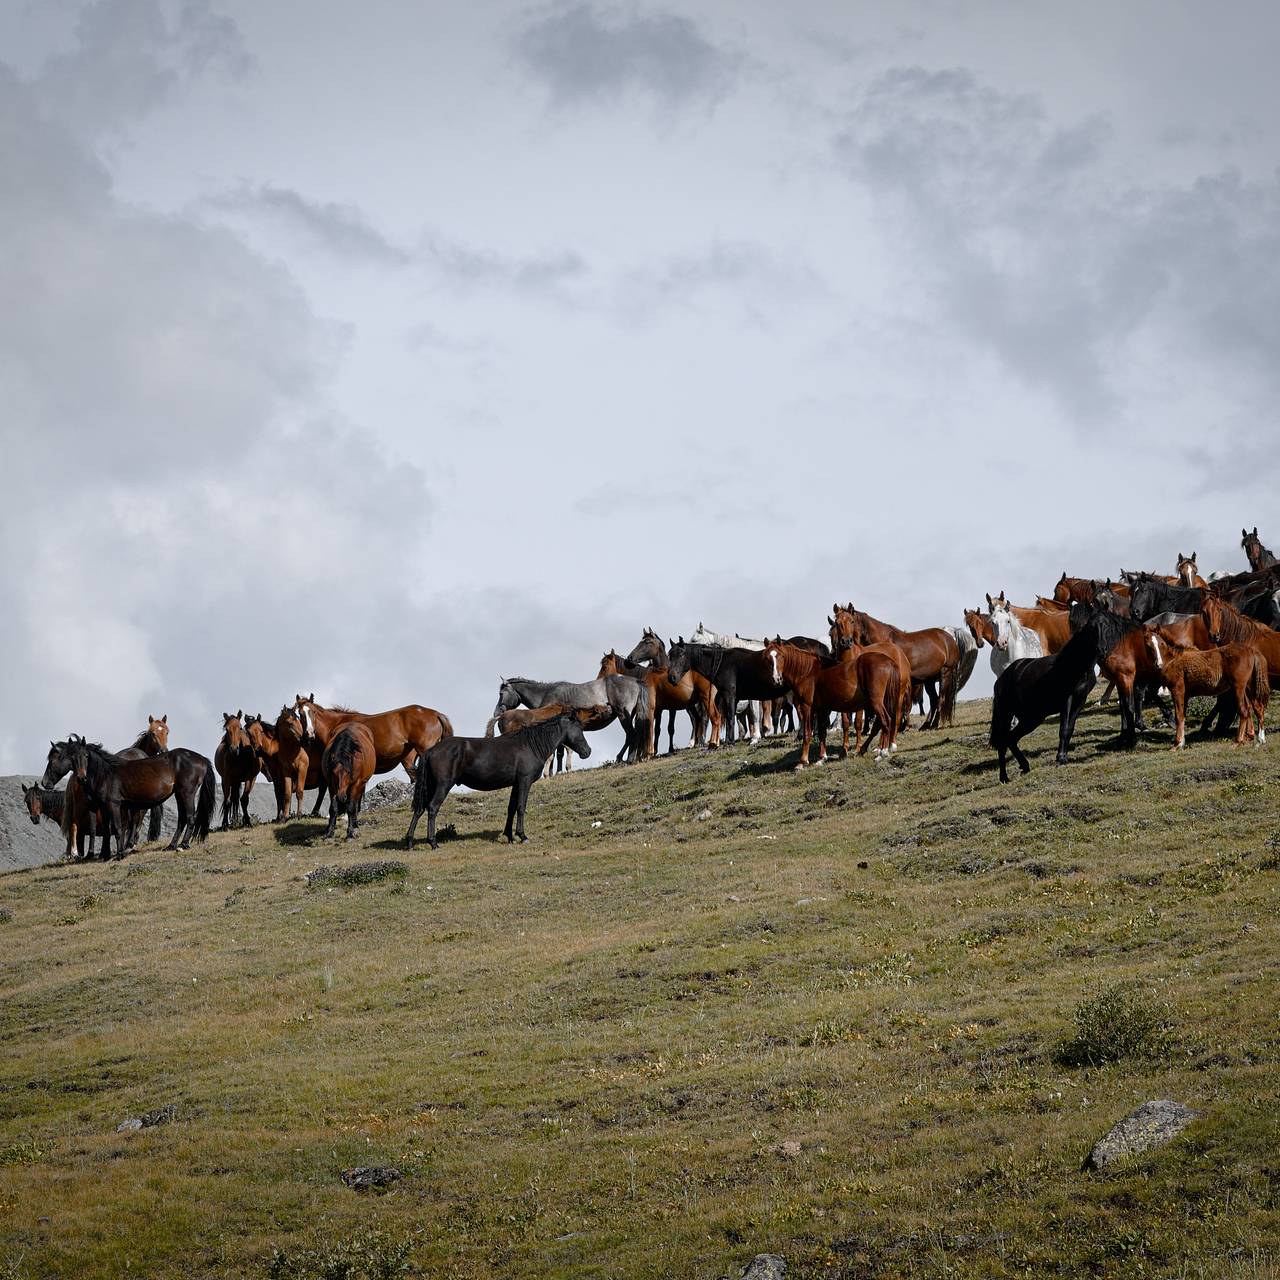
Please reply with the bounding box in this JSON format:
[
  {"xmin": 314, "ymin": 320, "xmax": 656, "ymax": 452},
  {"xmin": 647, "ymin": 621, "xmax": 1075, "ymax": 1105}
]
[
  {"xmin": 939, "ymin": 658, "xmax": 959, "ymax": 728},
  {"xmin": 635, "ymin": 680, "xmax": 652, "ymax": 759},
  {"xmin": 193, "ymin": 764, "xmax": 215, "ymax": 843},
  {"xmin": 437, "ymin": 712, "xmax": 454, "ymax": 741},
  {"xmin": 218, "ymin": 774, "xmax": 234, "ymax": 829},
  {"xmin": 882, "ymin": 664, "xmax": 902, "ymax": 744},
  {"xmin": 61, "ymin": 780, "xmax": 75, "ymax": 837},
  {"xmin": 483, "ymin": 714, "xmax": 499, "ymax": 738},
  {"xmin": 1249, "ymin": 654, "xmax": 1270, "ymax": 727},
  {"xmin": 148, "ymin": 802, "xmax": 163, "ymax": 842}
]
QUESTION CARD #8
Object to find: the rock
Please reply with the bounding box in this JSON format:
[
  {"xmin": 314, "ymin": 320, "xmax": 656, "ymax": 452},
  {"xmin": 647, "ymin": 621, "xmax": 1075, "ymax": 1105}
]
[
  {"xmin": 340, "ymin": 1165, "xmax": 401, "ymax": 1192},
  {"xmin": 718, "ymin": 1255, "xmax": 787, "ymax": 1280},
  {"xmin": 696, "ymin": 808, "xmax": 712, "ymax": 821},
  {"xmin": 362, "ymin": 779, "xmax": 412, "ymax": 812},
  {"xmin": 777, "ymin": 1139, "xmax": 802, "ymax": 1158},
  {"xmin": 115, "ymin": 1104, "xmax": 175, "ymax": 1133},
  {"xmin": 1084, "ymin": 1099, "xmax": 1198, "ymax": 1171}
]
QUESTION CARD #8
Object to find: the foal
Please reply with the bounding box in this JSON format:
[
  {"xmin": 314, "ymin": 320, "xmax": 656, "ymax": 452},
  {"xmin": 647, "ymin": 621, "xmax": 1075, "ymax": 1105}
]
[
  {"xmin": 1146, "ymin": 634, "xmax": 1268, "ymax": 749},
  {"xmin": 321, "ymin": 722, "xmax": 377, "ymax": 839}
]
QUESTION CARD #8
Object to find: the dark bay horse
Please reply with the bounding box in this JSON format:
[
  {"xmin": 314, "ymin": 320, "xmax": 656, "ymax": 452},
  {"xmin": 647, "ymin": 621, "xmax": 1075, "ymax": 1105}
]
[
  {"xmin": 295, "ymin": 695, "xmax": 453, "ymax": 781},
  {"xmin": 1243, "ymin": 527, "xmax": 1278, "ymax": 571},
  {"xmin": 989, "ymin": 607, "xmax": 1123, "ymax": 782},
  {"xmin": 665, "ymin": 640, "xmax": 782, "ymax": 746},
  {"xmin": 22, "ymin": 781, "xmax": 105, "ymax": 860},
  {"xmin": 42, "ymin": 737, "xmax": 214, "ymax": 856},
  {"xmin": 322, "ymin": 722, "xmax": 377, "ymax": 839},
  {"xmin": 405, "ymin": 712, "xmax": 591, "ymax": 850},
  {"xmin": 828, "ymin": 604, "xmax": 958, "ymax": 728},
  {"xmin": 215, "ymin": 711, "xmax": 259, "ymax": 829}
]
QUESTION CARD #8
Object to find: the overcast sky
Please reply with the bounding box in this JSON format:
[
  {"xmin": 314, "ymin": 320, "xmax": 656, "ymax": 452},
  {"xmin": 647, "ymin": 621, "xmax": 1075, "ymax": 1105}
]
[{"xmin": 2, "ymin": 0, "xmax": 1278, "ymax": 771}]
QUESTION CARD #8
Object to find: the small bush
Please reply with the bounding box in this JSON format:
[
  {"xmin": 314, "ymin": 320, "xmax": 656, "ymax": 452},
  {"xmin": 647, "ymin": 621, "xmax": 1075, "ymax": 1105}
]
[
  {"xmin": 305, "ymin": 862, "xmax": 408, "ymax": 889},
  {"xmin": 1056, "ymin": 982, "xmax": 1175, "ymax": 1067},
  {"xmin": 266, "ymin": 1227, "xmax": 418, "ymax": 1279},
  {"xmin": 0, "ymin": 907, "xmax": 11, "ymax": 925}
]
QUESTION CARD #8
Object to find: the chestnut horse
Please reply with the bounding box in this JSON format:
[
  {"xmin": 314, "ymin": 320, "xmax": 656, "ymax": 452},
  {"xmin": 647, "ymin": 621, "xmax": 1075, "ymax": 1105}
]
[
  {"xmin": 215, "ymin": 711, "xmax": 259, "ymax": 829},
  {"xmin": 1147, "ymin": 634, "xmax": 1268, "ymax": 749},
  {"xmin": 295, "ymin": 695, "xmax": 453, "ymax": 781},
  {"xmin": 828, "ymin": 604, "xmax": 957, "ymax": 728},
  {"xmin": 274, "ymin": 706, "xmax": 312, "ymax": 819},
  {"xmin": 764, "ymin": 639, "xmax": 906, "ymax": 766},
  {"xmin": 1201, "ymin": 597, "xmax": 1280, "ymax": 679},
  {"xmin": 321, "ymin": 722, "xmax": 377, "ymax": 840},
  {"xmin": 1176, "ymin": 552, "xmax": 1207, "ymax": 588}
]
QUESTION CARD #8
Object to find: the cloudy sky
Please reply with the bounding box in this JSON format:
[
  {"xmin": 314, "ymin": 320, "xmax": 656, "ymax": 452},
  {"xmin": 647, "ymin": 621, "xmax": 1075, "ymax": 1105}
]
[{"xmin": 3, "ymin": 0, "xmax": 1278, "ymax": 771}]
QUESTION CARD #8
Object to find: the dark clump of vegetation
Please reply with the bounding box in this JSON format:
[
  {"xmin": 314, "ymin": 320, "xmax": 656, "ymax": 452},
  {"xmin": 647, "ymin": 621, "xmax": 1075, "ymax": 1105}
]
[
  {"xmin": 0, "ymin": 907, "xmax": 11, "ymax": 924},
  {"xmin": 266, "ymin": 1228, "xmax": 419, "ymax": 1280},
  {"xmin": 304, "ymin": 862, "xmax": 409, "ymax": 889},
  {"xmin": 1056, "ymin": 981, "xmax": 1176, "ymax": 1067}
]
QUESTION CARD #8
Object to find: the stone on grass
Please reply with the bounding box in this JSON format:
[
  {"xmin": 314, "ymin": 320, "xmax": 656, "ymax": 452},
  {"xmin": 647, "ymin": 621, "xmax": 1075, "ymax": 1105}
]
[
  {"xmin": 1084, "ymin": 1099, "xmax": 1197, "ymax": 1171},
  {"xmin": 362, "ymin": 780, "xmax": 412, "ymax": 811},
  {"xmin": 340, "ymin": 1165, "xmax": 401, "ymax": 1192},
  {"xmin": 116, "ymin": 1103, "xmax": 176, "ymax": 1133},
  {"xmin": 718, "ymin": 1256, "xmax": 786, "ymax": 1280}
]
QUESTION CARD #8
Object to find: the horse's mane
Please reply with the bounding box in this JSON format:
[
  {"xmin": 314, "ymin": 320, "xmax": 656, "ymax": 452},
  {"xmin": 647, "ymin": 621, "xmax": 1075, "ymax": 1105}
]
[
  {"xmin": 1208, "ymin": 597, "xmax": 1260, "ymax": 643},
  {"xmin": 514, "ymin": 712, "xmax": 576, "ymax": 758},
  {"xmin": 327, "ymin": 726, "xmax": 362, "ymax": 779},
  {"xmin": 327, "ymin": 703, "xmax": 357, "ymax": 713}
]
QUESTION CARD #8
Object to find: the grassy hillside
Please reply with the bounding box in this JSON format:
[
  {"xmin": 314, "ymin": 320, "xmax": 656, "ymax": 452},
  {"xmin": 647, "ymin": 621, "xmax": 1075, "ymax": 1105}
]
[{"xmin": 1, "ymin": 701, "xmax": 1278, "ymax": 1280}]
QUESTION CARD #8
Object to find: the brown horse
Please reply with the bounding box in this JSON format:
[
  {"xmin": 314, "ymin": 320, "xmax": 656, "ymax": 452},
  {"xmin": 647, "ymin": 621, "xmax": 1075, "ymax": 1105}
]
[
  {"xmin": 1201, "ymin": 597, "xmax": 1280, "ymax": 679},
  {"xmin": 1176, "ymin": 552, "xmax": 1207, "ymax": 588},
  {"xmin": 215, "ymin": 711, "xmax": 259, "ymax": 829},
  {"xmin": 829, "ymin": 603, "xmax": 957, "ymax": 728},
  {"xmin": 1034, "ymin": 595, "xmax": 1070, "ymax": 612},
  {"xmin": 244, "ymin": 715, "xmax": 281, "ymax": 814},
  {"xmin": 274, "ymin": 706, "xmax": 312, "ymax": 818},
  {"xmin": 321, "ymin": 722, "xmax": 377, "ymax": 840},
  {"xmin": 1147, "ymin": 634, "xmax": 1268, "ymax": 749},
  {"xmin": 963, "ymin": 607, "xmax": 996, "ymax": 651},
  {"xmin": 295, "ymin": 695, "xmax": 453, "ymax": 780},
  {"xmin": 623, "ymin": 628, "xmax": 719, "ymax": 754},
  {"xmin": 765, "ymin": 639, "xmax": 906, "ymax": 766},
  {"xmin": 986, "ymin": 592, "xmax": 1071, "ymax": 655}
]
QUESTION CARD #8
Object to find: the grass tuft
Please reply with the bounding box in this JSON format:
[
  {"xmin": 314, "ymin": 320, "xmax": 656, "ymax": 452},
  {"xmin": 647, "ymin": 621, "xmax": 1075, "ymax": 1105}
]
[
  {"xmin": 304, "ymin": 861, "xmax": 408, "ymax": 889},
  {"xmin": 1056, "ymin": 981, "xmax": 1176, "ymax": 1067}
]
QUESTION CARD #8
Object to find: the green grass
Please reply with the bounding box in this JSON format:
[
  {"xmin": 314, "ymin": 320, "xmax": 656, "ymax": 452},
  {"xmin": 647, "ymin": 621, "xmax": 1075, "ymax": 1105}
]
[{"xmin": 1, "ymin": 700, "xmax": 1278, "ymax": 1278}]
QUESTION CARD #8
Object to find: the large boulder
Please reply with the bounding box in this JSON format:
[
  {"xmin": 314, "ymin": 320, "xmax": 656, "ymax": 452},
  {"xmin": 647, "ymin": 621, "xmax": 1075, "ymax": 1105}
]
[{"xmin": 1084, "ymin": 1099, "xmax": 1198, "ymax": 1171}]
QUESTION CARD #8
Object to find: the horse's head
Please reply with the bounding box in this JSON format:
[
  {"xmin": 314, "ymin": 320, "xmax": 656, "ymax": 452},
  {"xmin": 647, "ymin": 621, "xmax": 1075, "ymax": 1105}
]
[
  {"xmin": 1176, "ymin": 551, "xmax": 1198, "ymax": 586},
  {"xmin": 1201, "ymin": 595, "xmax": 1225, "ymax": 643},
  {"xmin": 763, "ymin": 640, "xmax": 787, "ymax": 688},
  {"xmin": 21, "ymin": 783, "xmax": 44, "ymax": 825},
  {"xmin": 1243, "ymin": 526, "xmax": 1263, "ymax": 568},
  {"xmin": 148, "ymin": 714, "xmax": 169, "ymax": 750},
  {"xmin": 1145, "ymin": 630, "xmax": 1167, "ymax": 671},
  {"xmin": 1053, "ymin": 573, "xmax": 1071, "ymax": 603},
  {"xmin": 666, "ymin": 639, "xmax": 691, "ymax": 685},
  {"xmin": 962, "ymin": 608, "xmax": 988, "ymax": 648},
  {"xmin": 829, "ymin": 604, "xmax": 856, "ymax": 649},
  {"xmin": 1128, "ymin": 577, "xmax": 1159, "ymax": 622},
  {"xmin": 68, "ymin": 735, "xmax": 91, "ymax": 782},
  {"xmin": 494, "ymin": 680, "xmax": 523, "ymax": 717},
  {"xmin": 575, "ymin": 704, "xmax": 615, "ymax": 732},
  {"xmin": 561, "ymin": 712, "xmax": 591, "ymax": 761},
  {"xmin": 276, "ymin": 705, "xmax": 305, "ymax": 742},
  {"xmin": 989, "ymin": 601, "xmax": 1012, "ymax": 651},
  {"xmin": 626, "ymin": 629, "xmax": 662, "ymax": 667},
  {"xmin": 598, "ymin": 651, "xmax": 622, "ymax": 678},
  {"xmin": 222, "ymin": 711, "xmax": 250, "ymax": 751},
  {"xmin": 40, "ymin": 737, "xmax": 80, "ymax": 788}
]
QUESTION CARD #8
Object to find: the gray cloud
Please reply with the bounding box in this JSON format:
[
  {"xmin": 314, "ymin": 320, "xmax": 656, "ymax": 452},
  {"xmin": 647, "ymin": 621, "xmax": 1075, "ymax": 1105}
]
[
  {"xmin": 834, "ymin": 67, "xmax": 1280, "ymax": 422},
  {"xmin": 208, "ymin": 184, "xmax": 412, "ymax": 265},
  {"xmin": 514, "ymin": 3, "xmax": 735, "ymax": 108},
  {"xmin": 422, "ymin": 232, "xmax": 589, "ymax": 296},
  {"xmin": 32, "ymin": 0, "xmax": 251, "ymax": 138}
]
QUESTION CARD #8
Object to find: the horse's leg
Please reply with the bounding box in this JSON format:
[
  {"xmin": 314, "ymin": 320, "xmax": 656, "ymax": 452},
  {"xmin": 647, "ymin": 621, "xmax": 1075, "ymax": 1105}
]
[
  {"xmin": 310, "ymin": 779, "xmax": 327, "ymax": 817},
  {"xmin": 1172, "ymin": 682, "xmax": 1187, "ymax": 749},
  {"xmin": 219, "ymin": 776, "xmax": 231, "ymax": 830},
  {"xmin": 401, "ymin": 749, "xmax": 418, "ymax": 782},
  {"xmin": 405, "ymin": 791, "xmax": 426, "ymax": 849},
  {"xmin": 722, "ymin": 680, "xmax": 737, "ymax": 746},
  {"xmin": 347, "ymin": 786, "xmax": 363, "ymax": 839},
  {"xmin": 1233, "ymin": 676, "xmax": 1252, "ymax": 746},
  {"xmin": 511, "ymin": 773, "xmax": 534, "ymax": 842},
  {"xmin": 282, "ymin": 776, "xmax": 294, "ymax": 822},
  {"xmin": 324, "ymin": 793, "xmax": 340, "ymax": 839},
  {"xmin": 504, "ymin": 780, "xmax": 520, "ymax": 842}
]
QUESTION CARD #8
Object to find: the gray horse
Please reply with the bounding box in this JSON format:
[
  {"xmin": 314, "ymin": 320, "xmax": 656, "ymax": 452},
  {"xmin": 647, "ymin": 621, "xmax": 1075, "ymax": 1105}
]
[{"xmin": 489, "ymin": 675, "xmax": 651, "ymax": 762}]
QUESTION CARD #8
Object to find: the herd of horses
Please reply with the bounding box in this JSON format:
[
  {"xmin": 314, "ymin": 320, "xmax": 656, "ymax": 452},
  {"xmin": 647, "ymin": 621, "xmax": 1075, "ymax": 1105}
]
[{"xmin": 23, "ymin": 528, "xmax": 1278, "ymax": 858}]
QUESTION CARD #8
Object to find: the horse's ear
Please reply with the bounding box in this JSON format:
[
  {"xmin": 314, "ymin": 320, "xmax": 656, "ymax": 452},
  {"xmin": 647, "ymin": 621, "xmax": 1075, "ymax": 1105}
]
[
  {"xmin": 161, "ymin": 714, "xmax": 167, "ymax": 724},
  {"xmin": 1252, "ymin": 527, "xmax": 1258, "ymax": 537},
  {"xmin": 985, "ymin": 592, "xmax": 993, "ymax": 608},
  {"xmin": 236, "ymin": 709, "xmax": 242, "ymax": 719},
  {"xmin": 1243, "ymin": 528, "xmax": 1249, "ymax": 539},
  {"xmin": 1190, "ymin": 551, "xmax": 1196, "ymax": 561},
  {"xmin": 1059, "ymin": 572, "xmax": 1066, "ymax": 583},
  {"xmin": 827, "ymin": 615, "xmax": 833, "ymax": 625}
]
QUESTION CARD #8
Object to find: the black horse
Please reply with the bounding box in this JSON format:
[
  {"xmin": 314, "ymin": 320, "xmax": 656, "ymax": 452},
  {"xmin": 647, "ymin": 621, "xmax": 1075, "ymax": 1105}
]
[
  {"xmin": 1243, "ymin": 527, "xmax": 1278, "ymax": 571},
  {"xmin": 989, "ymin": 607, "xmax": 1124, "ymax": 782},
  {"xmin": 42, "ymin": 737, "xmax": 214, "ymax": 857},
  {"xmin": 405, "ymin": 712, "xmax": 591, "ymax": 851},
  {"xmin": 1129, "ymin": 574, "xmax": 1204, "ymax": 623},
  {"xmin": 665, "ymin": 640, "xmax": 783, "ymax": 746}
]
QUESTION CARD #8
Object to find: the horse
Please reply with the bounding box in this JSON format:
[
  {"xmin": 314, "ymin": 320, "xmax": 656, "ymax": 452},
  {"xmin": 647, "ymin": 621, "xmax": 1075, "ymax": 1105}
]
[
  {"xmin": 215, "ymin": 711, "xmax": 259, "ymax": 829},
  {"xmin": 985, "ymin": 593, "xmax": 1071, "ymax": 655},
  {"xmin": 624, "ymin": 628, "xmax": 718, "ymax": 753},
  {"xmin": 1147, "ymin": 633, "xmax": 1268, "ymax": 749},
  {"xmin": 22, "ymin": 779, "xmax": 104, "ymax": 860},
  {"xmin": 489, "ymin": 703, "xmax": 613, "ymax": 776},
  {"xmin": 1243, "ymin": 527, "xmax": 1278, "ymax": 571},
  {"xmin": 828, "ymin": 603, "xmax": 958, "ymax": 728},
  {"xmin": 690, "ymin": 623, "xmax": 764, "ymax": 650},
  {"xmin": 989, "ymin": 599, "xmax": 1045, "ymax": 676},
  {"xmin": 42, "ymin": 736, "xmax": 214, "ymax": 856},
  {"xmin": 490, "ymin": 675, "xmax": 649, "ymax": 762},
  {"xmin": 1129, "ymin": 574, "xmax": 1204, "ymax": 623},
  {"xmin": 1052, "ymin": 574, "xmax": 1126, "ymax": 605},
  {"xmin": 405, "ymin": 712, "xmax": 591, "ymax": 850},
  {"xmin": 1176, "ymin": 552, "xmax": 1207, "ymax": 588},
  {"xmin": 321, "ymin": 722, "xmax": 377, "ymax": 839},
  {"xmin": 665, "ymin": 640, "xmax": 782, "ymax": 746},
  {"xmin": 1034, "ymin": 596, "xmax": 1071, "ymax": 612},
  {"xmin": 988, "ymin": 606, "xmax": 1124, "ymax": 782},
  {"xmin": 274, "ymin": 706, "xmax": 312, "ymax": 819},
  {"xmin": 765, "ymin": 638, "xmax": 906, "ymax": 765},
  {"xmin": 295, "ymin": 695, "xmax": 454, "ymax": 781},
  {"xmin": 1201, "ymin": 597, "xmax": 1280, "ymax": 679}
]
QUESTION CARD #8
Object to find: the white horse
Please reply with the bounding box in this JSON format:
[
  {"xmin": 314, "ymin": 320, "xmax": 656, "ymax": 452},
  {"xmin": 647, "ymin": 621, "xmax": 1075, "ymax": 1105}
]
[
  {"xmin": 946, "ymin": 625, "xmax": 979, "ymax": 694},
  {"xmin": 989, "ymin": 600, "xmax": 1044, "ymax": 677}
]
